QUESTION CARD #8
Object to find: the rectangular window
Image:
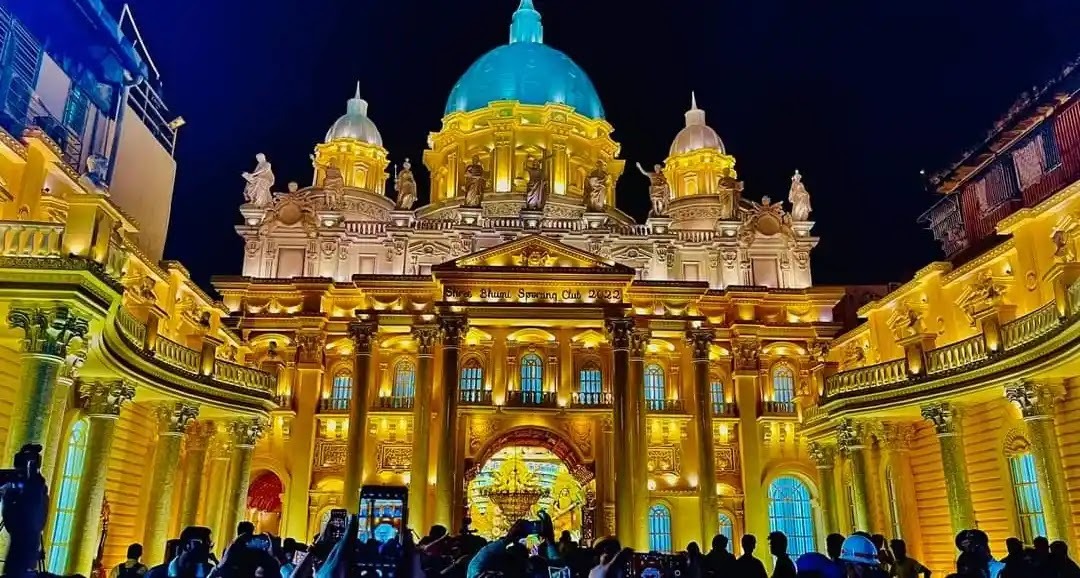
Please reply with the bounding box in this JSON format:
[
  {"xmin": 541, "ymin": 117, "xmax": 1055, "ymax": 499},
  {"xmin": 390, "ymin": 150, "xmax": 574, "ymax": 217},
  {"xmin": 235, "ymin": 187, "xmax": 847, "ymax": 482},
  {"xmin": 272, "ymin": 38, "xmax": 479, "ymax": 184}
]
[
  {"xmin": 683, "ymin": 262, "xmax": 700, "ymax": 281},
  {"xmin": 275, "ymin": 248, "xmax": 306, "ymax": 278},
  {"xmin": 358, "ymin": 255, "xmax": 376, "ymax": 274},
  {"xmin": 710, "ymin": 380, "xmax": 725, "ymax": 413},
  {"xmin": 752, "ymin": 258, "xmax": 779, "ymax": 288},
  {"xmin": 1009, "ymin": 453, "xmax": 1048, "ymax": 543}
]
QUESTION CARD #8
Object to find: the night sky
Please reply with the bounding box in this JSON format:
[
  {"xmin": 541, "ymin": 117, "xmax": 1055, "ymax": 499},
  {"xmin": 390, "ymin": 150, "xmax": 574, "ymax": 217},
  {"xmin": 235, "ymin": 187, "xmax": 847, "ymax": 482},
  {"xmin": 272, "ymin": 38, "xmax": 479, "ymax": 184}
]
[{"xmin": 104, "ymin": 0, "xmax": 1080, "ymax": 290}]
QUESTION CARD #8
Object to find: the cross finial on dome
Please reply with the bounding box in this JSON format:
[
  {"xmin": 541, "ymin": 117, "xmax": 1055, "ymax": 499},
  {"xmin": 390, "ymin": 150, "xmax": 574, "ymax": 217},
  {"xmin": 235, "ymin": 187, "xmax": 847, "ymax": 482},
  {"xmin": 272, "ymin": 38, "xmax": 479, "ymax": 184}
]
[
  {"xmin": 346, "ymin": 83, "xmax": 369, "ymax": 117},
  {"xmin": 510, "ymin": 0, "xmax": 543, "ymax": 44},
  {"xmin": 685, "ymin": 91, "xmax": 706, "ymax": 127}
]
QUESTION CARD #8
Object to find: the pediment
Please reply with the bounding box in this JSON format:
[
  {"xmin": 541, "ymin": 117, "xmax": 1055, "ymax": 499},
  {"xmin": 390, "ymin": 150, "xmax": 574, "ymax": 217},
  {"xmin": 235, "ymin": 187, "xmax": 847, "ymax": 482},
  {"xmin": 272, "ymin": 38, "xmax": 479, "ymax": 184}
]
[{"xmin": 433, "ymin": 234, "xmax": 633, "ymax": 273}]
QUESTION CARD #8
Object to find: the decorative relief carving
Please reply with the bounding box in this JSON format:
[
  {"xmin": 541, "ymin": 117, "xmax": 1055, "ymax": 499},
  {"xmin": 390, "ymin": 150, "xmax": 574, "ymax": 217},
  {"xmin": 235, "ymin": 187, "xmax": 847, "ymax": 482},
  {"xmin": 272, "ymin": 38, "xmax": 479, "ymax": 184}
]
[
  {"xmin": 348, "ymin": 319, "xmax": 379, "ymax": 353},
  {"xmin": 228, "ymin": 417, "xmax": 267, "ymax": 447},
  {"xmin": 559, "ymin": 419, "xmax": 593, "ymax": 458},
  {"xmin": 80, "ymin": 379, "xmax": 135, "ymax": 416},
  {"xmin": 314, "ymin": 439, "xmax": 347, "ymax": 471},
  {"xmin": 956, "ymin": 270, "xmax": 1009, "ymax": 324},
  {"xmin": 877, "ymin": 423, "xmax": 916, "ymax": 451},
  {"xmin": 921, "ymin": 402, "xmax": 959, "ymax": 435},
  {"xmin": 732, "ymin": 337, "xmax": 759, "ymax": 371},
  {"xmin": 888, "ymin": 302, "xmax": 927, "ymax": 341},
  {"xmin": 376, "ymin": 443, "xmax": 412, "ymax": 473},
  {"xmin": 7, "ymin": 305, "xmax": 90, "ymax": 357},
  {"xmin": 412, "ymin": 326, "xmax": 440, "ymax": 357},
  {"xmin": 156, "ymin": 402, "xmax": 199, "ymax": 435},
  {"xmin": 468, "ymin": 418, "xmax": 505, "ymax": 455},
  {"xmin": 807, "ymin": 441, "xmax": 835, "ymax": 468},
  {"xmin": 686, "ymin": 329, "xmax": 713, "ymax": 361},
  {"xmin": 714, "ymin": 444, "xmax": 739, "ymax": 473},
  {"xmin": 296, "ymin": 332, "xmax": 326, "ymax": 365},
  {"xmin": 646, "ymin": 445, "xmax": 681, "ymax": 476}
]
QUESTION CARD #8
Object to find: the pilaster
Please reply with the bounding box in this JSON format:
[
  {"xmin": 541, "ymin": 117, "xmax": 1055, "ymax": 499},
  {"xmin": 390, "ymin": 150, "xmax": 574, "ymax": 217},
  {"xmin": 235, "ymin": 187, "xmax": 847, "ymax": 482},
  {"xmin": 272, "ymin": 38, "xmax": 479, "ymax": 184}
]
[
  {"xmin": 836, "ymin": 419, "xmax": 872, "ymax": 532},
  {"xmin": 808, "ymin": 441, "xmax": 839, "ymax": 535}
]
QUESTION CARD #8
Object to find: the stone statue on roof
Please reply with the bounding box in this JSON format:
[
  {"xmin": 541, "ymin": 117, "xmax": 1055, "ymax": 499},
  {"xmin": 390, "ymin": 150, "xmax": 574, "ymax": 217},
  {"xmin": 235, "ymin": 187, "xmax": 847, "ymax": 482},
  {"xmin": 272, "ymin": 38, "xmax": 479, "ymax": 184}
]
[
  {"xmin": 584, "ymin": 160, "xmax": 609, "ymax": 212},
  {"xmin": 636, "ymin": 162, "xmax": 670, "ymax": 217},
  {"xmin": 394, "ymin": 158, "xmax": 417, "ymax": 210},
  {"xmin": 788, "ymin": 169, "xmax": 812, "ymax": 221},
  {"xmin": 462, "ymin": 155, "xmax": 487, "ymax": 208},
  {"xmin": 242, "ymin": 153, "xmax": 275, "ymax": 207}
]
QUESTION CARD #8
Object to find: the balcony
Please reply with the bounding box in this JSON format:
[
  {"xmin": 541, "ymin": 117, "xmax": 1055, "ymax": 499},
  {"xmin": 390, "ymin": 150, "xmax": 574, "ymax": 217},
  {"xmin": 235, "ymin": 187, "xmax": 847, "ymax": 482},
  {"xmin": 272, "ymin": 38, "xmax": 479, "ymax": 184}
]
[
  {"xmin": 712, "ymin": 402, "xmax": 738, "ymax": 417},
  {"xmin": 504, "ymin": 390, "xmax": 558, "ymax": 408},
  {"xmin": 761, "ymin": 401, "xmax": 797, "ymax": 416},
  {"xmin": 460, "ymin": 389, "xmax": 493, "ymax": 406},
  {"xmin": 0, "ymin": 221, "xmax": 64, "ymax": 258},
  {"xmin": 318, "ymin": 398, "xmax": 350, "ymax": 413},
  {"xmin": 374, "ymin": 395, "xmax": 414, "ymax": 411},
  {"xmin": 571, "ymin": 391, "xmax": 613, "ymax": 408},
  {"xmin": 646, "ymin": 399, "xmax": 685, "ymax": 414},
  {"xmin": 273, "ymin": 394, "xmax": 295, "ymax": 412},
  {"xmin": 1, "ymin": 76, "xmax": 85, "ymax": 169}
]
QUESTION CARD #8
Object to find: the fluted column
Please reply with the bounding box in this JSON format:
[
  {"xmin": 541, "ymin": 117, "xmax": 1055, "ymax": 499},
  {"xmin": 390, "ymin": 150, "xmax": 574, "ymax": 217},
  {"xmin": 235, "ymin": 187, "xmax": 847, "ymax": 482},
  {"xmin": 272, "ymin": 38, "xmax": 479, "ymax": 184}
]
[
  {"xmin": 878, "ymin": 423, "xmax": 920, "ymax": 545},
  {"xmin": 409, "ymin": 325, "xmax": 439, "ymax": 532},
  {"xmin": 1006, "ymin": 381, "xmax": 1071, "ymax": 541},
  {"xmin": 604, "ymin": 317, "xmax": 634, "ymax": 545},
  {"xmin": 178, "ymin": 421, "xmax": 214, "ymax": 530},
  {"xmin": 68, "ymin": 380, "xmax": 135, "ymax": 576},
  {"xmin": 5, "ymin": 305, "xmax": 89, "ymax": 463},
  {"xmin": 629, "ymin": 327, "xmax": 650, "ymax": 551},
  {"xmin": 218, "ymin": 418, "xmax": 265, "ymax": 546},
  {"xmin": 921, "ymin": 402, "xmax": 975, "ymax": 533},
  {"xmin": 435, "ymin": 314, "xmax": 467, "ymax": 528},
  {"xmin": 43, "ymin": 353, "xmax": 86, "ymax": 482},
  {"xmin": 344, "ymin": 318, "xmax": 378, "ymax": 508},
  {"xmin": 143, "ymin": 402, "xmax": 199, "ymax": 563},
  {"xmin": 837, "ymin": 419, "xmax": 872, "ymax": 532},
  {"xmin": 687, "ymin": 328, "xmax": 718, "ymax": 543},
  {"xmin": 808, "ymin": 442, "xmax": 839, "ymax": 534},
  {"xmin": 203, "ymin": 430, "xmax": 233, "ymax": 551}
]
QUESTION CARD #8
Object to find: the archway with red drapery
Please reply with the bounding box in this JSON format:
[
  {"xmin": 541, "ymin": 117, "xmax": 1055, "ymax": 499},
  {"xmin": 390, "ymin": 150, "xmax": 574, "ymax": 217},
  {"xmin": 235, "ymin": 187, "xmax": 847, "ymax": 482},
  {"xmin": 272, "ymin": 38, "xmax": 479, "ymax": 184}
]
[{"xmin": 246, "ymin": 471, "xmax": 284, "ymax": 535}]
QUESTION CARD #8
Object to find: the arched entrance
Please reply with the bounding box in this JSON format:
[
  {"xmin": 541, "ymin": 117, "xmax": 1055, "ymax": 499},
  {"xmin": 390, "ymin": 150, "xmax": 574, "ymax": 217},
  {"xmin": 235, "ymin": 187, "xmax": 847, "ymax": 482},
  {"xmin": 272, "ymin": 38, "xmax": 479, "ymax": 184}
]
[
  {"xmin": 465, "ymin": 427, "xmax": 595, "ymax": 543},
  {"xmin": 246, "ymin": 471, "xmax": 284, "ymax": 535}
]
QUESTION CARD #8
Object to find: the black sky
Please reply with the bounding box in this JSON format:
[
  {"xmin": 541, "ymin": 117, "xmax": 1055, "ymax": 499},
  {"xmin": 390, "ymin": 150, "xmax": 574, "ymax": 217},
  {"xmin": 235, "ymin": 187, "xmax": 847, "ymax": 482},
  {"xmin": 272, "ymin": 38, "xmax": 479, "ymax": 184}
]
[{"xmin": 105, "ymin": 0, "xmax": 1080, "ymax": 290}]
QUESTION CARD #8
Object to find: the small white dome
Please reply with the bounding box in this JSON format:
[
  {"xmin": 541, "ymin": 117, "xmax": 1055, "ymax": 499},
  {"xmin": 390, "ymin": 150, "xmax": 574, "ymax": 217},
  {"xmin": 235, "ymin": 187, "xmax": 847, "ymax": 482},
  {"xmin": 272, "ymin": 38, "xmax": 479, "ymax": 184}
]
[
  {"xmin": 325, "ymin": 85, "xmax": 383, "ymax": 146},
  {"xmin": 669, "ymin": 92, "xmax": 725, "ymax": 156}
]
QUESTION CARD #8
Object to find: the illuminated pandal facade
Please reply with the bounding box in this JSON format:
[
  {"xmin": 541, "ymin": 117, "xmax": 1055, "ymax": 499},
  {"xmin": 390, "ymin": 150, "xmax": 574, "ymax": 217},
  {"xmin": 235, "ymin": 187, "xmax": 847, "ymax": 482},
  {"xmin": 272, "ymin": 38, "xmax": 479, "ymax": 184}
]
[{"xmin": 215, "ymin": 0, "xmax": 840, "ymax": 555}]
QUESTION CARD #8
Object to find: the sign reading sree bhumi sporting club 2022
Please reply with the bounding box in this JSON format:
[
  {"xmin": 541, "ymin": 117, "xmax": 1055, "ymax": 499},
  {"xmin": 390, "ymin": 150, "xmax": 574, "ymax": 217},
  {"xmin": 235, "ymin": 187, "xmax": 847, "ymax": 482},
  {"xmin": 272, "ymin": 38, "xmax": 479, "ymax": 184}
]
[{"xmin": 443, "ymin": 285, "xmax": 624, "ymax": 304}]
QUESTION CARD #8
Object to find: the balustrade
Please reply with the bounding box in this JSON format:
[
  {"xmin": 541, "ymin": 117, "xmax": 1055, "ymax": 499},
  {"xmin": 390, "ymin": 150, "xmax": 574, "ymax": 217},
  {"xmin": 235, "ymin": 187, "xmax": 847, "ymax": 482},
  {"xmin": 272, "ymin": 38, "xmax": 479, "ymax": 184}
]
[
  {"xmin": 504, "ymin": 390, "xmax": 558, "ymax": 408},
  {"xmin": 570, "ymin": 391, "xmax": 613, "ymax": 407},
  {"xmin": 318, "ymin": 398, "xmax": 350, "ymax": 413},
  {"xmin": 711, "ymin": 402, "xmax": 737, "ymax": 417},
  {"xmin": 154, "ymin": 337, "xmax": 201, "ymax": 374},
  {"xmin": 645, "ymin": 398, "xmax": 685, "ymax": 414},
  {"xmin": 0, "ymin": 221, "xmax": 64, "ymax": 258},
  {"xmin": 926, "ymin": 334, "xmax": 988, "ymax": 375},
  {"xmin": 115, "ymin": 306, "xmax": 147, "ymax": 349},
  {"xmin": 212, "ymin": 359, "xmax": 277, "ymax": 393},
  {"xmin": 761, "ymin": 400, "xmax": 797, "ymax": 416},
  {"xmin": 824, "ymin": 358, "xmax": 907, "ymax": 397},
  {"xmin": 1001, "ymin": 302, "xmax": 1061, "ymax": 350},
  {"xmin": 460, "ymin": 389, "xmax": 493, "ymax": 406},
  {"xmin": 373, "ymin": 395, "xmax": 415, "ymax": 410}
]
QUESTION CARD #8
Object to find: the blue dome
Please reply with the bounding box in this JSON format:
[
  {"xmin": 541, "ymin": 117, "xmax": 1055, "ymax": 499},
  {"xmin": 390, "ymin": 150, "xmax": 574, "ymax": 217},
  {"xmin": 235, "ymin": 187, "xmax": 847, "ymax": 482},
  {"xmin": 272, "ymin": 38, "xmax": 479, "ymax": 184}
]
[{"xmin": 444, "ymin": 1, "xmax": 605, "ymax": 120}]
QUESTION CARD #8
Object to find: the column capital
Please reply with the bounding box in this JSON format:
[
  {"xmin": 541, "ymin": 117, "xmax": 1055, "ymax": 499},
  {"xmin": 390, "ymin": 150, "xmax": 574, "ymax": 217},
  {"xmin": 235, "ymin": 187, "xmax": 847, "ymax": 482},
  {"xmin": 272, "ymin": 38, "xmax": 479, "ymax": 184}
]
[
  {"xmin": 79, "ymin": 379, "xmax": 135, "ymax": 417},
  {"xmin": 58, "ymin": 350, "xmax": 88, "ymax": 381},
  {"xmin": 685, "ymin": 328, "xmax": 714, "ymax": 362},
  {"xmin": 439, "ymin": 314, "xmax": 468, "ymax": 349},
  {"xmin": 348, "ymin": 317, "xmax": 379, "ymax": 354},
  {"xmin": 604, "ymin": 317, "xmax": 634, "ymax": 352},
  {"xmin": 836, "ymin": 419, "xmax": 874, "ymax": 452},
  {"xmin": 807, "ymin": 441, "xmax": 836, "ymax": 468},
  {"xmin": 7, "ymin": 304, "xmax": 90, "ymax": 358},
  {"xmin": 629, "ymin": 328, "xmax": 649, "ymax": 360},
  {"xmin": 921, "ymin": 402, "xmax": 960, "ymax": 436},
  {"xmin": 878, "ymin": 422, "xmax": 917, "ymax": 451},
  {"xmin": 1005, "ymin": 380, "xmax": 1063, "ymax": 419},
  {"xmin": 295, "ymin": 331, "xmax": 326, "ymax": 365},
  {"xmin": 412, "ymin": 325, "xmax": 440, "ymax": 358},
  {"xmin": 228, "ymin": 417, "xmax": 267, "ymax": 448},
  {"xmin": 155, "ymin": 402, "xmax": 200, "ymax": 435},
  {"xmin": 732, "ymin": 337, "xmax": 760, "ymax": 372},
  {"xmin": 184, "ymin": 421, "xmax": 216, "ymax": 452}
]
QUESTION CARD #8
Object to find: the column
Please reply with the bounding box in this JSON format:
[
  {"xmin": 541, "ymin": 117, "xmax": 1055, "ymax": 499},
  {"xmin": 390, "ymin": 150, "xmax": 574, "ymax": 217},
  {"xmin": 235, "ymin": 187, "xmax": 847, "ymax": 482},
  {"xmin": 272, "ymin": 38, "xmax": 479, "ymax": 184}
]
[
  {"xmin": 178, "ymin": 422, "xmax": 214, "ymax": 530},
  {"xmin": 879, "ymin": 423, "xmax": 922, "ymax": 550},
  {"xmin": 288, "ymin": 335, "xmax": 321, "ymax": 538},
  {"xmin": 837, "ymin": 419, "xmax": 872, "ymax": 532},
  {"xmin": 143, "ymin": 402, "xmax": 199, "ymax": 563},
  {"xmin": 202, "ymin": 430, "xmax": 233, "ymax": 550},
  {"xmin": 733, "ymin": 337, "xmax": 768, "ymax": 542},
  {"xmin": 4, "ymin": 305, "xmax": 89, "ymax": 463},
  {"xmin": 687, "ymin": 329, "xmax": 718, "ymax": 543},
  {"xmin": 920, "ymin": 402, "xmax": 975, "ymax": 533},
  {"xmin": 629, "ymin": 327, "xmax": 650, "ymax": 551},
  {"xmin": 344, "ymin": 318, "xmax": 378, "ymax": 508},
  {"xmin": 43, "ymin": 353, "xmax": 85, "ymax": 482},
  {"xmin": 435, "ymin": 314, "xmax": 467, "ymax": 528},
  {"xmin": 218, "ymin": 418, "xmax": 265, "ymax": 546},
  {"xmin": 807, "ymin": 442, "xmax": 839, "ymax": 535},
  {"xmin": 68, "ymin": 380, "xmax": 135, "ymax": 576},
  {"xmin": 1005, "ymin": 381, "xmax": 1072, "ymax": 541},
  {"xmin": 604, "ymin": 317, "xmax": 634, "ymax": 545},
  {"xmin": 409, "ymin": 325, "xmax": 439, "ymax": 532}
]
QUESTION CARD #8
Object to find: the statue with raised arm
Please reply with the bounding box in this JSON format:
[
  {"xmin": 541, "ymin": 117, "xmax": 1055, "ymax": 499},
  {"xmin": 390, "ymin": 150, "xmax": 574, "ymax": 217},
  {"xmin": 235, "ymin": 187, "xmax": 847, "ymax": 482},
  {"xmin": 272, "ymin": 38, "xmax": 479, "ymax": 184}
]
[
  {"xmin": 394, "ymin": 158, "xmax": 418, "ymax": 210},
  {"xmin": 462, "ymin": 155, "xmax": 487, "ymax": 208},
  {"xmin": 321, "ymin": 158, "xmax": 346, "ymax": 209},
  {"xmin": 584, "ymin": 160, "xmax": 609, "ymax": 212},
  {"xmin": 242, "ymin": 153, "xmax": 275, "ymax": 207},
  {"xmin": 788, "ymin": 169, "xmax": 812, "ymax": 221},
  {"xmin": 637, "ymin": 162, "xmax": 670, "ymax": 217},
  {"xmin": 524, "ymin": 152, "xmax": 551, "ymax": 210}
]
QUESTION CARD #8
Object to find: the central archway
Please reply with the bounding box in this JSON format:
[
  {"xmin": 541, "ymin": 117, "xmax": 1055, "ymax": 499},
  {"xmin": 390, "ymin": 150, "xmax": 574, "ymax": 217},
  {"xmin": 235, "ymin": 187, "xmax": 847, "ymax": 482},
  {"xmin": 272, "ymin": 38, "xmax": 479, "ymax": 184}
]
[{"xmin": 464, "ymin": 427, "xmax": 595, "ymax": 542}]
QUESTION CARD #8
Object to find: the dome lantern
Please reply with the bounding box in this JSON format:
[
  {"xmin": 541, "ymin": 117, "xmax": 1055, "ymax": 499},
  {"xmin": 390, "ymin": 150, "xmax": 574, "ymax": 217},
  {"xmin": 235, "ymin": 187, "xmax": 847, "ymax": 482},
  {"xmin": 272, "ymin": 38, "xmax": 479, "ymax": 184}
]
[
  {"xmin": 669, "ymin": 92, "xmax": 725, "ymax": 156},
  {"xmin": 325, "ymin": 83, "xmax": 383, "ymax": 146},
  {"xmin": 509, "ymin": 0, "xmax": 543, "ymax": 44}
]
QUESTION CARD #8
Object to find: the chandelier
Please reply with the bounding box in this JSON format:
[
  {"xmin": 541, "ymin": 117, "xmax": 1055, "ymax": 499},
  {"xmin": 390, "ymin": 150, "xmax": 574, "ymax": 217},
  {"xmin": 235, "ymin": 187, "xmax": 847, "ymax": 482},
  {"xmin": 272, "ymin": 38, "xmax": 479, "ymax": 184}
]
[{"xmin": 479, "ymin": 448, "xmax": 549, "ymax": 521}]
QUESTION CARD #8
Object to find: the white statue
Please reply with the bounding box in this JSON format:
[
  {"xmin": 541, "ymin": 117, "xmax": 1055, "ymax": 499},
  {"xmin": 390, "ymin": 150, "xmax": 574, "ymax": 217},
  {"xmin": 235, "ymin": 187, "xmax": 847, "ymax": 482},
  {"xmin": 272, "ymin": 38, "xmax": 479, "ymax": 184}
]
[
  {"xmin": 462, "ymin": 155, "xmax": 487, "ymax": 208},
  {"xmin": 788, "ymin": 169, "xmax": 812, "ymax": 221},
  {"xmin": 242, "ymin": 153, "xmax": 275, "ymax": 207},
  {"xmin": 524, "ymin": 153, "xmax": 551, "ymax": 210},
  {"xmin": 322, "ymin": 159, "xmax": 345, "ymax": 209},
  {"xmin": 584, "ymin": 160, "xmax": 608, "ymax": 212},
  {"xmin": 636, "ymin": 162, "xmax": 670, "ymax": 217},
  {"xmin": 394, "ymin": 158, "xmax": 417, "ymax": 210}
]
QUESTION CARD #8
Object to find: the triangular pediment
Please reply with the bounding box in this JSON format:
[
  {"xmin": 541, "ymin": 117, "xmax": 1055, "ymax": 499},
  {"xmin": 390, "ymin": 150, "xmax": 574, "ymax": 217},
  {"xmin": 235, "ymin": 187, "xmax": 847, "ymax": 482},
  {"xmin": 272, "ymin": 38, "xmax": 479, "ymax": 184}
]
[{"xmin": 433, "ymin": 235, "xmax": 633, "ymax": 273}]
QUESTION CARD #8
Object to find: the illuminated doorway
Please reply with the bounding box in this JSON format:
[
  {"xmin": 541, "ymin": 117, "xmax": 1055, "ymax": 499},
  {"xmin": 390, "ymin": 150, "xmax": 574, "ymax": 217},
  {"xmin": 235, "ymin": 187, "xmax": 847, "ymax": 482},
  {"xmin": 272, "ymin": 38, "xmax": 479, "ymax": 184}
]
[{"xmin": 467, "ymin": 445, "xmax": 588, "ymax": 541}]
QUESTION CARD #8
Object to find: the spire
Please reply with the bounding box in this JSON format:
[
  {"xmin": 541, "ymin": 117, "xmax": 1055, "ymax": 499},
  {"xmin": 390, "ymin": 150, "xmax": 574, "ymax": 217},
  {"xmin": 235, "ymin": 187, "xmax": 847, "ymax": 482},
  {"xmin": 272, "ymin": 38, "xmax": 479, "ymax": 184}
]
[
  {"xmin": 691, "ymin": 91, "xmax": 698, "ymax": 110},
  {"xmin": 346, "ymin": 83, "xmax": 369, "ymax": 117},
  {"xmin": 509, "ymin": 0, "xmax": 543, "ymax": 44},
  {"xmin": 684, "ymin": 91, "xmax": 706, "ymax": 127}
]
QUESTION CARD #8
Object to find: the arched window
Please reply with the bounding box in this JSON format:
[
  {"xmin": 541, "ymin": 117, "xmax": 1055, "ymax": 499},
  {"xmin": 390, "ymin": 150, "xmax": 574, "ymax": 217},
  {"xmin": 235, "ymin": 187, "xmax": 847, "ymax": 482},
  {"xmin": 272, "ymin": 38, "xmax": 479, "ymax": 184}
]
[
  {"xmin": 648, "ymin": 504, "xmax": 673, "ymax": 553},
  {"xmin": 393, "ymin": 361, "xmax": 416, "ymax": 399},
  {"xmin": 885, "ymin": 466, "xmax": 903, "ymax": 539},
  {"xmin": 331, "ymin": 371, "xmax": 352, "ymax": 403},
  {"xmin": 844, "ymin": 467, "xmax": 859, "ymax": 532},
  {"xmin": 710, "ymin": 379, "xmax": 725, "ymax": 412},
  {"xmin": 460, "ymin": 359, "xmax": 483, "ymax": 392},
  {"xmin": 1008, "ymin": 452, "xmax": 1047, "ymax": 543},
  {"xmin": 772, "ymin": 364, "xmax": 796, "ymax": 403},
  {"xmin": 520, "ymin": 353, "xmax": 544, "ymax": 395},
  {"xmin": 768, "ymin": 476, "xmax": 817, "ymax": 558},
  {"xmin": 579, "ymin": 362, "xmax": 602, "ymax": 394},
  {"xmin": 48, "ymin": 419, "xmax": 89, "ymax": 574},
  {"xmin": 644, "ymin": 363, "xmax": 666, "ymax": 409},
  {"xmin": 718, "ymin": 513, "xmax": 734, "ymax": 540}
]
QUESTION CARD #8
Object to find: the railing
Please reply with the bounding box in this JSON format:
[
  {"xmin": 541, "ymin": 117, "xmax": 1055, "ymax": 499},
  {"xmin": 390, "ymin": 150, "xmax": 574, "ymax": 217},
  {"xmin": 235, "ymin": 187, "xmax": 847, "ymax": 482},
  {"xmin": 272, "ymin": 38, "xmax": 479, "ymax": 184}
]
[
  {"xmin": 274, "ymin": 394, "xmax": 295, "ymax": 411},
  {"xmin": 1069, "ymin": 277, "xmax": 1080, "ymax": 316},
  {"xmin": 104, "ymin": 234, "xmax": 127, "ymax": 280},
  {"xmin": 153, "ymin": 336, "xmax": 201, "ymax": 374},
  {"xmin": 1001, "ymin": 302, "xmax": 1062, "ymax": 350},
  {"xmin": 460, "ymin": 389, "xmax": 493, "ymax": 406},
  {"xmin": 319, "ymin": 398, "xmax": 350, "ymax": 413},
  {"xmin": 646, "ymin": 399, "xmax": 685, "ymax": 414},
  {"xmin": 346, "ymin": 222, "xmax": 388, "ymax": 235},
  {"xmin": 571, "ymin": 391, "xmax": 613, "ymax": 408},
  {"xmin": 374, "ymin": 395, "xmax": 415, "ymax": 410},
  {"xmin": 1, "ymin": 77, "xmax": 85, "ymax": 168},
  {"xmin": 761, "ymin": 400, "xmax": 797, "ymax": 415},
  {"xmin": 926, "ymin": 334, "xmax": 988, "ymax": 375},
  {"xmin": 824, "ymin": 358, "xmax": 907, "ymax": 397},
  {"xmin": 802, "ymin": 404, "xmax": 827, "ymax": 424},
  {"xmin": 213, "ymin": 359, "xmax": 277, "ymax": 393},
  {"xmin": 504, "ymin": 390, "xmax": 558, "ymax": 408},
  {"xmin": 0, "ymin": 221, "xmax": 64, "ymax": 258},
  {"xmin": 115, "ymin": 306, "xmax": 147, "ymax": 349},
  {"xmin": 676, "ymin": 230, "xmax": 718, "ymax": 243},
  {"xmin": 127, "ymin": 79, "xmax": 177, "ymax": 155},
  {"xmin": 712, "ymin": 402, "xmax": 737, "ymax": 417}
]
